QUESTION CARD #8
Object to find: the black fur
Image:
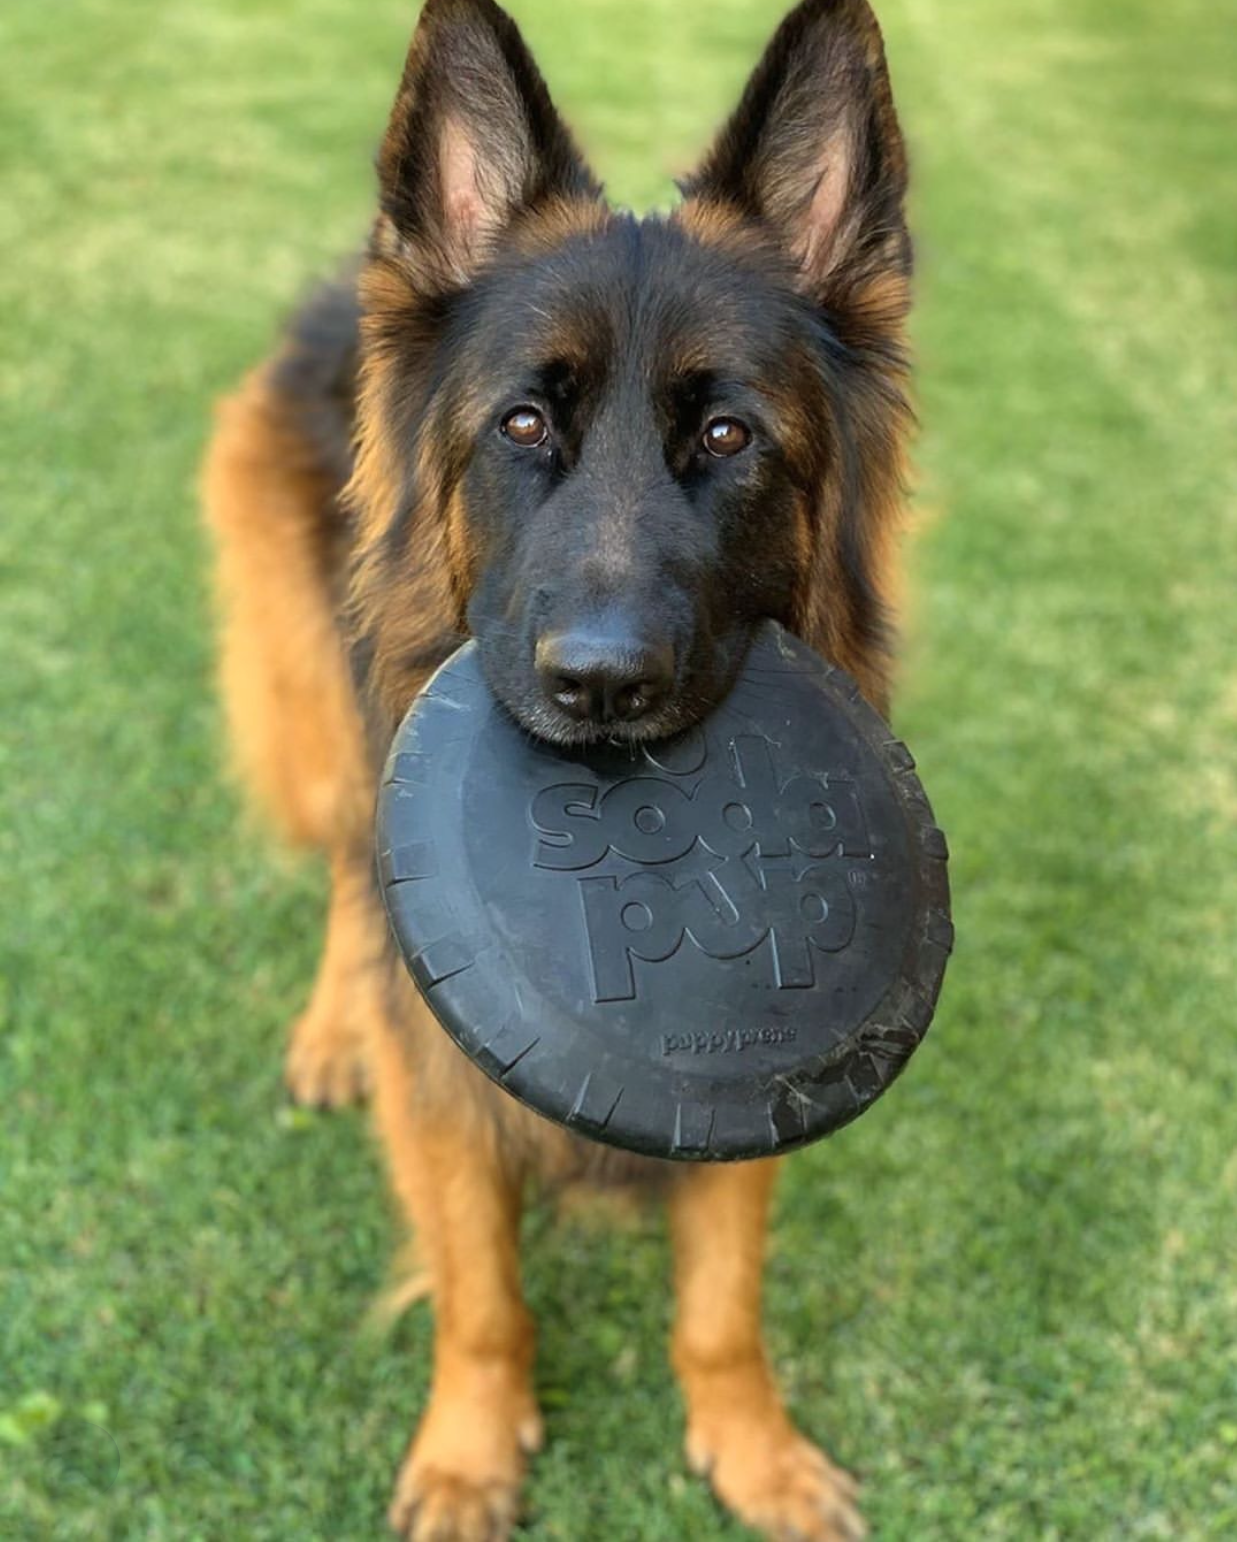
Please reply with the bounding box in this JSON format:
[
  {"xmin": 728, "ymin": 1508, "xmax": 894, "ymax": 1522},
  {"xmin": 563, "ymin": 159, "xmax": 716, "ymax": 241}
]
[
  {"xmin": 269, "ymin": 271, "xmax": 362, "ymax": 490},
  {"xmin": 443, "ymin": 214, "xmax": 837, "ymax": 743}
]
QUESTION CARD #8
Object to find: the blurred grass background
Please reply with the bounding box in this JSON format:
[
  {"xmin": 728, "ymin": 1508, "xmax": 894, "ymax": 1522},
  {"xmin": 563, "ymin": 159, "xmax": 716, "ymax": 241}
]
[{"xmin": 2, "ymin": 0, "xmax": 1235, "ymax": 1536}]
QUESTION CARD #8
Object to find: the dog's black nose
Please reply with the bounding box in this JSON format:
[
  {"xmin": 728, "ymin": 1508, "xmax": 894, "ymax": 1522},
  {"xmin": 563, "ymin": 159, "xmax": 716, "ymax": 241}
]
[{"xmin": 536, "ymin": 628, "xmax": 675, "ymax": 725}]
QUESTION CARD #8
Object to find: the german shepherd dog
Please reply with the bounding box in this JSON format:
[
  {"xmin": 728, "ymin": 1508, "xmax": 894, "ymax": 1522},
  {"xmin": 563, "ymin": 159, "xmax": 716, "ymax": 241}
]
[{"xmin": 204, "ymin": 0, "xmax": 911, "ymax": 1536}]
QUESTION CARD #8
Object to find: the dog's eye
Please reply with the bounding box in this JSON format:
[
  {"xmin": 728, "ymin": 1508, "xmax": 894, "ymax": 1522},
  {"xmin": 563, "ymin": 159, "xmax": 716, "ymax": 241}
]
[
  {"xmin": 501, "ymin": 406, "xmax": 548, "ymax": 448},
  {"xmin": 702, "ymin": 416, "xmax": 752, "ymax": 458}
]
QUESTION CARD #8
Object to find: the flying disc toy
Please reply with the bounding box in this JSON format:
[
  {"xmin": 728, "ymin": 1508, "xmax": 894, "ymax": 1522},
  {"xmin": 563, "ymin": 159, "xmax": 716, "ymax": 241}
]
[{"xmin": 376, "ymin": 621, "xmax": 952, "ymax": 1161}]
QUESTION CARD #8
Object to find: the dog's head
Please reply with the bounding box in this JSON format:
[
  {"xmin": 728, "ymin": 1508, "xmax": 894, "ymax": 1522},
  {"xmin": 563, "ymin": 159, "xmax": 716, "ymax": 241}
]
[{"xmin": 350, "ymin": 0, "xmax": 912, "ymax": 745}]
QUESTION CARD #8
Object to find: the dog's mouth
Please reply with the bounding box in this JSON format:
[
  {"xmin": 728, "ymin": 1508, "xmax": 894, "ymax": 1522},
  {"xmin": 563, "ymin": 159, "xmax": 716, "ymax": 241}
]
[{"xmin": 502, "ymin": 690, "xmax": 709, "ymax": 750}]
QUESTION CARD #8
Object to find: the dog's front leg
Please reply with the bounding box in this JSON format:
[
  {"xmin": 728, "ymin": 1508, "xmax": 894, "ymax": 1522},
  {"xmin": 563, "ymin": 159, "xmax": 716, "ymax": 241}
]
[
  {"xmin": 669, "ymin": 1160, "xmax": 865, "ymax": 1542},
  {"xmin": 375, "ymin": 1026, "xmax": 541, "ymax": 1542}
]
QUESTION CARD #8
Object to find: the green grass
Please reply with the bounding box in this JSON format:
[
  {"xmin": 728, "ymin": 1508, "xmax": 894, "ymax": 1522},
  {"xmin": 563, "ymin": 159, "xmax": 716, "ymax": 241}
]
[{"xmin": 2, "ymin": 0, "xmax": 1235, "ymax": 1536}]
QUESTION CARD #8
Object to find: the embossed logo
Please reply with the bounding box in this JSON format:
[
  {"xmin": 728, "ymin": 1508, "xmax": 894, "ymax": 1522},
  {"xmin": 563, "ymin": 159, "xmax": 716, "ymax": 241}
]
[{"xmin": 529, "ymin": 734, "xmax": 872, "ymax": 1003}]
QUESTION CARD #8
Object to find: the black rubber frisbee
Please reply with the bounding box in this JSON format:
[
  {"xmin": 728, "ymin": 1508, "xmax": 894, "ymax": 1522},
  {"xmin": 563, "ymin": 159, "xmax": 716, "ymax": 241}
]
[{"xmin": 377, "ymin": 621, "xmax": 952, "ymax": 1161}]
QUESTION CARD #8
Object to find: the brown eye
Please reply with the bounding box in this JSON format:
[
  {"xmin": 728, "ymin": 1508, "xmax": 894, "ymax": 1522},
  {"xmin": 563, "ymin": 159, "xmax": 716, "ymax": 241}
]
[
  {"xmin": 501, "ymin": 405, "xmax": 548, "ymax": 448},
  {"xmin": 703, "ymin": 416, "xmax": 752, "ymax": 458}
]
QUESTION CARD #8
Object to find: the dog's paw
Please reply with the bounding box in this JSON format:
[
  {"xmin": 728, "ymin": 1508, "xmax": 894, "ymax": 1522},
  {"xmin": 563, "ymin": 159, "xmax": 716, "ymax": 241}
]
[
  {"xmin": 283, "ymin": 1007, "xmax": 370, "ymax": 1108},
  {"xmin": 388, "ymin": 1467, "xmax": 521, "ymax": 1542},
  {"xmin": 688, "ymin": 1418, "xmax": 865, "ymax": 1542},
  {"xmin": 388, "ymin": 1388, "xmax": 541, "ymax": 1542}
]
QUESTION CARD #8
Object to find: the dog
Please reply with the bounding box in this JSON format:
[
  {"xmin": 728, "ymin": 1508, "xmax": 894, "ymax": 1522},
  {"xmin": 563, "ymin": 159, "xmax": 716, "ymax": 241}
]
[{"xmin": 203, "ymin": 1, "xmax": 912, "ymax": 1536}]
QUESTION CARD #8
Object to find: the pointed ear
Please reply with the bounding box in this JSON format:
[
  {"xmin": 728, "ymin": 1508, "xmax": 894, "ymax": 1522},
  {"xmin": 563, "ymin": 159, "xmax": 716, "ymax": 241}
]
[
  {"xmin": 375, "ymin": 0, "xmax": 601, "ymax": 285},
  {"xmin": 681, "ymin": 0, "xmax": 909, "ymax": 312}
]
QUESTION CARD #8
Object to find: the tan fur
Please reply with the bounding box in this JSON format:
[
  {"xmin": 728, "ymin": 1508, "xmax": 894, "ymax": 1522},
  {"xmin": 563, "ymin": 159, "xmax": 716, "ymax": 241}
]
[
  {"xmin": 283, "ymin": 850, "xmax": 385, "ymax": 1107},
  {"xmin": 202, "ymin": 371, "xmax": 383, "ymax": 1103},
  {"xmin": 369, "ymin": 993, "xmax": 542, "ymax": 1538},
  {"xmin": 673, "ymin": 195, "xmax": 773, "ymax": 262},
  {"xmin": 508, "ymin": 192, "xmax": 609, "ymax": 256},
  {"xmin": 670, "ymin": 1163, "xmax": 864, "ymax": 1539},
  {"xmin": 202, "ymin": 369, "xmax": 370, "ymax": 850}
]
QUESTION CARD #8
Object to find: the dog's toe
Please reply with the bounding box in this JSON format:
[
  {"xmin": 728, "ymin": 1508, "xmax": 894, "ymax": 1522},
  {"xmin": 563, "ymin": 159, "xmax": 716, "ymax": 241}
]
[
  {"xmin": 389, "ymin": 1467, "xmax": 519, "ymax": 1542},
  {"xmin": 756, "ymin": 1439, "xmax": 865, "ymax": 1542},
  {"xmin": 690, "ymin": 1421, "xmax": 865, "ymax": 1542},
  {"xmin": 283, "ymin": 1008, "xmax": 370, "ymax": 1108}
]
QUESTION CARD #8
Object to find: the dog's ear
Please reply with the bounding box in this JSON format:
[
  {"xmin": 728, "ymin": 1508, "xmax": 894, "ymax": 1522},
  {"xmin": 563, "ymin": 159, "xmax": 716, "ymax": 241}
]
[
  {"xmin": 376, "ymin": 0, "xmax": 600, "ymax": 284},
  {"xmin": 681, "ymin": 0, "xmax": 909, "ymax": 311}
]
